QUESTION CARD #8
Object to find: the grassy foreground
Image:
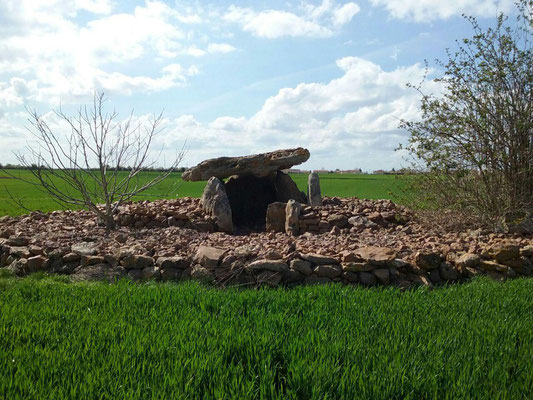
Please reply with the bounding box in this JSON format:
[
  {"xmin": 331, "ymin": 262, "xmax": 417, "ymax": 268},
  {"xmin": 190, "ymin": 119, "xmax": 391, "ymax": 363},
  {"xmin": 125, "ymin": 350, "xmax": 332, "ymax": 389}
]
[
  {"xmin": 0, "ymin": 170, "xmax": 405, "ymax": 216},
  {"xmin": 1, "ymin": 274, "xmax": 532, "ymax": 399}
]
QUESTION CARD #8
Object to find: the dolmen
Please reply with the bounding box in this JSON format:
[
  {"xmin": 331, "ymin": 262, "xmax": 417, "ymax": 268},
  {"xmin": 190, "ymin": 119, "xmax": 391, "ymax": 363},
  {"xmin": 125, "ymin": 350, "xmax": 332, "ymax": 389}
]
[{"xmin": 182, "ymin": 148, "xmax": 321, "ymax": 234}]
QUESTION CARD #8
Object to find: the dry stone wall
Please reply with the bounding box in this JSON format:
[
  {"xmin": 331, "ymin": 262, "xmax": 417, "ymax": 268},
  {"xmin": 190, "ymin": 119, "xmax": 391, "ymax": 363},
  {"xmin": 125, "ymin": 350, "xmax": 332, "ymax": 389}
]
[{"xmin": 0, "ymin": 197, "xmax": 531, "ymax": 288}]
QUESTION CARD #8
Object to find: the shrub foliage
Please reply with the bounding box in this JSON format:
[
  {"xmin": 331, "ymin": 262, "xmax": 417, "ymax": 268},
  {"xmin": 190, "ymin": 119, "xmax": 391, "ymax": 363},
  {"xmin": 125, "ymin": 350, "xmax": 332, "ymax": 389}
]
[{"xmin": 401, "ymin": 1, "xmax": 533, "ymax": 228}]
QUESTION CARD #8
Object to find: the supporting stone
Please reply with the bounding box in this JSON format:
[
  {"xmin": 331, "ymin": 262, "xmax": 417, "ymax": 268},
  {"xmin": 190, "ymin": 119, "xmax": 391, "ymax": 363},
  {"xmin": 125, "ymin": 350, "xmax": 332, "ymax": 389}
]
[
  {"xmin": 274, "ymin": 171, "xmax": 307, "ymax": 204},
  {"xmin": 200, "ymin": 177, "xmax": 233, "ymax": 233},
  {"xmin": 266, "ymin": 202, "xmax": 286, "ymax": 232},
  {"xmin": 308, "ymin": 172, "xmax": 322, "ymax": 206},
  {"xmin": 285, "ymin": 199, "xmax": 301, "ymax": 236}
]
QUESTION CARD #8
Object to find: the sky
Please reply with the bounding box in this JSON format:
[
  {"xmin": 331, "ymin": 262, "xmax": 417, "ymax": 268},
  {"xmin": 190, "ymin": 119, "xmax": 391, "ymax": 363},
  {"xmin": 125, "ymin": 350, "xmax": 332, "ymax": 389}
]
[{"xmin": 0, "ymin": 0, "xmax": 518, "ymax": 172}]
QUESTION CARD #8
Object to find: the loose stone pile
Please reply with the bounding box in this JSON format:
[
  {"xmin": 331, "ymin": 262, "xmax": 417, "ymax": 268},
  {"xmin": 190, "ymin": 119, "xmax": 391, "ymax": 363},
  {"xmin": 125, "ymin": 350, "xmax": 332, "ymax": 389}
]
[{"xmin": 1, "ymin": 196, "xmax": 531, "ymax": 288}]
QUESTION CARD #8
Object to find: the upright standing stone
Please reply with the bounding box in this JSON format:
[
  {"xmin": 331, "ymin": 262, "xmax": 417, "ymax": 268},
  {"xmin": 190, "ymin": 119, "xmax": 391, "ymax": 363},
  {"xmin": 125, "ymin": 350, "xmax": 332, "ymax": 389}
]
[
  {"xmin": 200, "ymin": 177, "xmax": 233, "ymax": 233},
  {"xmin": 308, "ymin": 172, "xmax": 322, "ymax": 206},
  {"xmin": 285, "ymin": 200, "xmax": 301, "ymax": 236},
  {"xmin": 266, "ymin": 202, "xmax": 286, "ymax": 232}
]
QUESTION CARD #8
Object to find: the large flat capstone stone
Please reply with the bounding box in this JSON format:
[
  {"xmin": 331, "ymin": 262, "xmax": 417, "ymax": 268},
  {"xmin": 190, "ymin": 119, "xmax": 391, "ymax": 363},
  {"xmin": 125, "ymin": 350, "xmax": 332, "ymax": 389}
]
[{"xmin": 182, "ymin": 148, "xmax": 310, "ymax": 181}]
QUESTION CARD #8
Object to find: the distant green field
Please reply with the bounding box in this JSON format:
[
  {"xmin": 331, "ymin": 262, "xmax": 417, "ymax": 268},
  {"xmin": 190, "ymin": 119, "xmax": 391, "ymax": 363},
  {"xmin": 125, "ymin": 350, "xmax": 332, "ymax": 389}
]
[
  {"xmin": 0, "ymin": 274, "xmax": 531, "ymax": 399},
  {"xmin": 0, "ymin": 169, "xmax": 406, "ymax": 216}
]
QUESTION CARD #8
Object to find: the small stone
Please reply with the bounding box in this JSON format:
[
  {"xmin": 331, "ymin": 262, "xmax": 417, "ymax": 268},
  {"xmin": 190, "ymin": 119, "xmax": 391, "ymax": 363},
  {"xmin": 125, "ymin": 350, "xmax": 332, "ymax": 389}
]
[
  {"xmin": 26, "ymin": 255, "xmax": 48, "ymax": 271},
  {"xmin": 264, "ymin": 251, "xmax": 283, "ymax": 260},
  {"xmin": 300, "ymin": 253, "xmax": 338, "ymax": 265},
  {"xmin": 439, "ymin": 262, "xmax": 459, "ymax": 281},
  {"xmin": 71, "ymin": 242, "xmax": 98, "ymax": 256},
  {"xmin": 290, "ymin": 259, "xmax": 312, "ymax": 275},
  {"xmin": 359, "ymin": 272, "xmax": 377, "ymax": 286},
  {"xmin": 121, "ymin": 255, "xmax": 154, "ymax": 269},
  {"xmin": 342, "ymin": 271, "xmax": 359, "ymax": 283},
  {"xmin": 256, "ymin": 270, "xmax": 282, "ymax": 286},
  {"xmin": 194, "ymin": 246, "xmax": 227, "ymax": 267},
  {"xmin": 141, "ymin": 266, "xmax": 160, "ymax": 280},
  {"xmin": 313, "ymin": 264, "xmax": 342, "ymax": 278},
  {"xmin": 354, "ymin": 246, "xmax": 396, "ymax": 265},
  {"xmin": 327, "ymin": 214, "xmax": 349, "ymax": 228},
  {"xmin": 342, "ymin": 262, "xmax": 375, "ymax": 272},
  {"xmin": 9, "ymin": 246, "xmax": 31, "ymax": 259},
  {"xmin": 520, "ymin": 245, "xmax": 533, "ymax": 257},
  {"xmin": 479, "ymin": 260, "xmax": 509, "ymax": 273},
  {"xmin": 486, "ymin": 242, "xmax": 520, "ymax": 262},
  {"xmin": 83, "ymin": 256, "xmax": 105, "ymax": 266},
  {"xmin": 283, "ymin": 269, "xmax": 303, "ymax": 283},
  {"xmin": 63, "ymin": 253, "xmax": 81, "ymax": 263},
  {"xmin": 190, "ymin": 265, "xmax": 214, "ymax": 282},
  {"xmin": 247, "ymin": 259, "xmax": 289, "ymax": 273},
  {"xmin": 156, "ymin": 256, "xmax": 189, "ymax": 270},
  {"xmin": 160, "ymin": 268, "xmax": 182, "ymax": 281},
  {"xmin": 415, "ymin": 251, "xmax": 442, "ymax": 270},
  {"xmin": 373, "ymin": 268, "xmax": 390, "ymax": 284},
  {"xmin": 456, "ymin": 253, "xmax": 480, "ymax": 269},
  {"xmin": 114, "ymin": 233, "xmax": 128, "ymax": 244}
]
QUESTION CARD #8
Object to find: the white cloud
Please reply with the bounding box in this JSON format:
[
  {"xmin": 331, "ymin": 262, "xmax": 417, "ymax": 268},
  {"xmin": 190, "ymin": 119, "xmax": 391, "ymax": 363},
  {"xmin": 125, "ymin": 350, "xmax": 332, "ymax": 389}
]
[
  {"xmin": 0, "ymin": 56, "xmax": 440, "ymax": 170},
  {"xmin": 207, "ymin": 43, "xmax": 237, "ymax": 54},
  {"xmin": 370, "ymin": 0, "xmax": 515, "ymax": 21},
  {"xmin": 224, "ymin": 1, "xmax": 360, "ymax": 38},
  {"xmin": 0, "ymin": 1, "xmax": 229, "ymax": 106},
  {"xmin": 153, "ymin": 57, "xmax": 440, "ymax": 170}
]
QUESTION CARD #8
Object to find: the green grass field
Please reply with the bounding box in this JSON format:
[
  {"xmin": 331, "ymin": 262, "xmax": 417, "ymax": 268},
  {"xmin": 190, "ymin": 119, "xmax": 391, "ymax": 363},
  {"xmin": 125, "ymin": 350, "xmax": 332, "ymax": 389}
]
[
  {"xmin": 0, "ymin": 169, "xmax": 405, "ymax": 216},
  {"xmin": 0, "ymin": 273, "xmax": 532, "ymax": 399},
  {"xmin": 2, "ymin": 169, "xmax": 530, "ymax": 399}
]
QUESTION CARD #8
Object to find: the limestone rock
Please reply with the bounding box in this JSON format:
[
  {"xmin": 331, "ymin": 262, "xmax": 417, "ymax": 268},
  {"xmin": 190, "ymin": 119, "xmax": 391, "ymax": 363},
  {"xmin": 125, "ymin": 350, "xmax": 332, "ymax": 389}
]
[
  {"xmin": 71, "ymin": 263, "xmax": 125, "ymax": 282},
  {"xmin": 354, "ymin": 246, "xmax": 396, "ymax": 265},
  {"xmin": 200, "ymin": 177, "xmax": 233, "ymax": 233},
  {"xmin": 141, "ymin": 266, "xmax": 161, "ymax": 280},
  {"xmin": 274, "ymin": 171, "xmax": 307, "ymax": 204},
  {"xmin": 301, "ymin": 253, "xmax": 339, "ymax": 265},
  {"xmin": 266, "ymin": 202, "xmax": 286, "ymax": 232},
  {"xmin": 456, "ymin": 253, "xmax": 480, "ymax": 269},
  {"xmin": 194, "ymin": 246, "xmax": 226, "ymax": 268},
  {"xmin": 121, "ymin": 255, "xmax": 154, "ymax": 269},
  {"xmin": 359, "ymin": 271, "xmax": 377, "ymax": 286},
  {"xmin": 190, "ymin": 265, "xmax": 214, "ymax": 282},
  {"xmin": 26, "ymin": 255, "xmax": 48, "ymax": 272},
  {"xmin": 307, "ymin": 172, "xmax": 322, "ymax": 206},
  {"xmin": 256, "ymin": 270, "xmax": 282, "ymax": 286},
  {"xmin": 247, "ymin": 259, "xmax": 289, "ymax": 273},
  {"xmin": 520, "ymin": 245, "xmax": 533, "ymax": 257},
  {"xmin": 156, "ymin": 256, "xmax": 189, "ymax": 270},
  {"xmin": 71, "ymin": 242, "xmax": 98, "ymax": 256},
  {"xmin": 290, "ymin": 259, "xmax": 313, "ymax": 275},
  {"xmin": 160, "ymin": 268, "xmax": 182, "ymax": 281},
  {"xmin": 373, "ymin": 268, "xmax": 390, "ymax": 284},
  {"xmin": 486, "ymin": 242, "xmax": 520, "ymax": 262},
  {"xmin": 285, "ymin": 200, "xmax": 301, "ymax": 236},
  {"xmin": 313, "ymin": 264, "xmax": 342, "ymax": 278},
  {"xmin": 182, "ymin": 148, "xmax": 310, "ymax": 181},
  {"xmin": 415, "ymin": 251, "xmax": 442, "ymax": 270}
]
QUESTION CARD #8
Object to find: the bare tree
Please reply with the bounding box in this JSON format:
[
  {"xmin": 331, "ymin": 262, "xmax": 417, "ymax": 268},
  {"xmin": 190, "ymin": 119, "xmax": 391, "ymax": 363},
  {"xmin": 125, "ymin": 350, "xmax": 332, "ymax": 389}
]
[{"xmin": 7, "ymin": 92, "xmax": 185, "ymax": 231}]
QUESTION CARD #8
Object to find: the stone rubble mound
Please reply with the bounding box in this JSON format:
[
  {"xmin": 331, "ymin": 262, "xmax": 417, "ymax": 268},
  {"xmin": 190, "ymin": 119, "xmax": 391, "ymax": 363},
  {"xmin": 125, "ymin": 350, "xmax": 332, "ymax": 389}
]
[{"xmin": 1, "ymin": 197, "xmax": 532, "ymax": 288}]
